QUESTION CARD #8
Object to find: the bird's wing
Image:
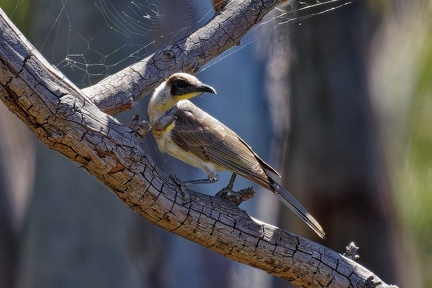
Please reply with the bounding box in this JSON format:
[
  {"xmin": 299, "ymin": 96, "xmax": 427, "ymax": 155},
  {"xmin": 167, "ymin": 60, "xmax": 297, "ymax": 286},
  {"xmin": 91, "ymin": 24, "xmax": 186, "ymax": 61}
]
[
  {"xmin": 170, "ymin": 102, "xmax": 278, "ymax": 184},
  {"xmin": 171, "ymin": 102, "xmax": 325, "ymax": 238}
]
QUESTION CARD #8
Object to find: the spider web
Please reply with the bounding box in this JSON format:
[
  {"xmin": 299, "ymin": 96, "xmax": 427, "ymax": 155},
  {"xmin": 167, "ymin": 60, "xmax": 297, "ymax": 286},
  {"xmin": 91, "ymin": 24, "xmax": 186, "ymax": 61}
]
[{"xmin": 9, "ymin": 0, "xmax": 353, "ymax": 87}]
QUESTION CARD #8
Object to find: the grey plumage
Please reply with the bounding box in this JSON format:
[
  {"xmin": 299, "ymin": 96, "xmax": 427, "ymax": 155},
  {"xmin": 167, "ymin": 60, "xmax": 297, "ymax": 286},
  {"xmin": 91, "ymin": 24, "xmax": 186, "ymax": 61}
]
[{"xmin": 148, "ymin": 73, "xmax": 325, "ymax": 238}]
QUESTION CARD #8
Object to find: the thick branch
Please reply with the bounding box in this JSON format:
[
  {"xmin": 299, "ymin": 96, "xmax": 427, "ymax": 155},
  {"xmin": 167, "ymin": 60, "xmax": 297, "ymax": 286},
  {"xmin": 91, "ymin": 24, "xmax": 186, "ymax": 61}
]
[
  {"xmin": 82, "ymin": 0, "xmax": 286, "ymax": 115},
  {"xmin": 0, "ymin": 7, "xmax": 396, "ymax": 288}
]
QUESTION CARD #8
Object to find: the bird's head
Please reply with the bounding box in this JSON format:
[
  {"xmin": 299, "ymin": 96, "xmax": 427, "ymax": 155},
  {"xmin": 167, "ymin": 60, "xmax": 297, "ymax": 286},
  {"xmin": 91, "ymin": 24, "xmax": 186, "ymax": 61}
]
[
  {"xmin": 167, "ymin": 73, "xmax": 217, "ymax": 100},
  {"xmin": 150, "ymin": 73, "xmax": 217, "ymax": 111}
]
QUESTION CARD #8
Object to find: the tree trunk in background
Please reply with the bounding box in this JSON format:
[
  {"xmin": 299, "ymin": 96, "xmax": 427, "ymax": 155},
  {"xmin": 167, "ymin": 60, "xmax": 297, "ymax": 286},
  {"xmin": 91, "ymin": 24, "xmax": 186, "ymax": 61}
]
[
  {"xmin": 0, "ymin": 104, "xmax": 34, "ymax": 288},
  {"xmin": 265, "ymin": 1, "xmax": 400, "ymax": 287}
]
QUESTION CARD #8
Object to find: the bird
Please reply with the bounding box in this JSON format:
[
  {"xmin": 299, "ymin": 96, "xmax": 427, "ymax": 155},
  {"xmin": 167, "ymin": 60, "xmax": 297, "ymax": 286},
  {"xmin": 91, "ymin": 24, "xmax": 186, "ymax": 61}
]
[{"xmin": 147, "ymin": 72, "xmax": 325, "ymax": 238}]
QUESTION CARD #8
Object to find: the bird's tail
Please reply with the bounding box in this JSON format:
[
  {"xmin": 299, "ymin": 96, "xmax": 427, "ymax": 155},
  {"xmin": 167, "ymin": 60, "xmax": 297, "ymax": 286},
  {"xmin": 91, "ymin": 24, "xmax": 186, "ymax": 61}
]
[{"xmin": 269, "ymin": 178, "xmax": 325, "ymax": 239}]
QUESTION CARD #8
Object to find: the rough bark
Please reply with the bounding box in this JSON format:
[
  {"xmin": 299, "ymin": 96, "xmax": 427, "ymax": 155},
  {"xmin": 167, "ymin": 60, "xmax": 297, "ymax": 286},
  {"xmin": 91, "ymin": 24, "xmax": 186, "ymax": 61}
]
[{"xmin": 0, "ymin": 2, "xmax": 396, "ymax": 287}]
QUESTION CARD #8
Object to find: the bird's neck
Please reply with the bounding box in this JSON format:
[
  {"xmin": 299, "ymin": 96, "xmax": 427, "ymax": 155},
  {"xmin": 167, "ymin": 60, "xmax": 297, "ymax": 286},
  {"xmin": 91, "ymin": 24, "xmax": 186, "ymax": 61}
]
[{"xmin": 148, "ymin": 87, "xmax": 177, "ymax": 125}]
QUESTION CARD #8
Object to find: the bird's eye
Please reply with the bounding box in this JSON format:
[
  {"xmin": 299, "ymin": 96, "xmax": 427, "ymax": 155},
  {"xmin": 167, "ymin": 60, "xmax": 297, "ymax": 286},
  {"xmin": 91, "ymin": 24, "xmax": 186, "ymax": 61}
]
[
  {"xmin": 171, "ymin": 79, "xmax": 189, "ymax": 95},
  {"xmin": 174, "ymin": 80, "xmax": 188, "ymax": 89}
]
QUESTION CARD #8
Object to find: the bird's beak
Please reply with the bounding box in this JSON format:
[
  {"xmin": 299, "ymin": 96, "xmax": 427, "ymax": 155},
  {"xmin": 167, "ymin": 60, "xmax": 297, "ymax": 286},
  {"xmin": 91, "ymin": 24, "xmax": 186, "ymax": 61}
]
[
  {"xmin": 172, "ymin": 81, "xmax": 217, "ymax": 101},
  {"xmin": 196, "ymin": 83, "xmax": 217, "ymax": 95}
]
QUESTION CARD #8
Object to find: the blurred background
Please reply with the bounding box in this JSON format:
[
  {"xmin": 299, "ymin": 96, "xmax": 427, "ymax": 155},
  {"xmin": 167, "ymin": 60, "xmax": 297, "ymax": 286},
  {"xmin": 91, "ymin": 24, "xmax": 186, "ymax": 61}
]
[{"xmin": 0, "ymin": 0, "xmax": 431, "ymax": 287}]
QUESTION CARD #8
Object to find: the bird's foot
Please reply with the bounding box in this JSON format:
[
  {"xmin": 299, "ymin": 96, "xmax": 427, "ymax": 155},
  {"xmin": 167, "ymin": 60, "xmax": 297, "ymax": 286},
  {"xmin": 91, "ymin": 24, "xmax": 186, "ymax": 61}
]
[
  {"xmin": 130, "ymin": 114, "xmax": 152, "ymax": 138},
  {"xmin": 215, "ymin": 187, "xmax": 255, "ymax": 206},
  {"xmin": 343, "ymin": 242, "xmax": 360, "ymax": 260},
  {"xmin": 169, "ymin": 174, "xmax": 190, "ymax": 200}
]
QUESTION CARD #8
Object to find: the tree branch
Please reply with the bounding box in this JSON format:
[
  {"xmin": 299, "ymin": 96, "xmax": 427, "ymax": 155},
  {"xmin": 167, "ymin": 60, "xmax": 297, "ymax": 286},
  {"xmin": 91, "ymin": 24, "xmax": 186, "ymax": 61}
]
[{"xmin": 0, "ymin": 5, "xmax": 396, "ymax": 288}]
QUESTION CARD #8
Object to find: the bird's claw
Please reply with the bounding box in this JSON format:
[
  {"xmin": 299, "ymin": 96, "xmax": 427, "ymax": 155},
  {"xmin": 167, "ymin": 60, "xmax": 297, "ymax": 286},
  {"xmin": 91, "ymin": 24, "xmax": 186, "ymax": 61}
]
[
  {"xmin": 169, "ymin": 174, "xmax": 190, "ymax": 200},
  {"xmin": 343, "ymin": 242, "xmax": 360, "ymax": 260},
  {"xmin": 216, "ymin": 187, "xmax": 255, "ymax": 206}
]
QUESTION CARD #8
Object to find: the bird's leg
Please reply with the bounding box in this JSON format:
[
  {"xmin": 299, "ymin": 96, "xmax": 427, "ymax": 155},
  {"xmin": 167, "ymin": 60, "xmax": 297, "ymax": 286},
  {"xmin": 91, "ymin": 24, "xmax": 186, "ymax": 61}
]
[
  {"xmin": 216, "ymin": 173, "xmax": 255, "ymax": 206},
  {"xmin": 216, "ymin": 173, "xmax": 237, "ymax": 200},
  {"xmin": 226, "ymin": 173, "xmax": 237, "ymax": 190},
  {"xmin": 216, "ymin": 173, "xmax": 237, "ymax": 198},
  {"xmin": 169, "ymin": 174, "xmax": 190, "ymax": 199},
  {"xmin": 181, "ymin": 171, "xmax": 220, "ymax": 186},
  {"xmin": 182, "ymin": 177, "xmax": 219, "ymax": 186},
  {"xmin": 169, "ymin": 173, "xmax": 219, "ymax": 199}
]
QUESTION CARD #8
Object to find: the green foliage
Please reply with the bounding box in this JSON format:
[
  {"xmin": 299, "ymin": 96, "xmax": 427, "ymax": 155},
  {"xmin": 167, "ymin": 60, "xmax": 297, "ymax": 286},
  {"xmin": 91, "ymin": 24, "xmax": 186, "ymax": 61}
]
[
  {"xmin": 1, "ymin": 1, "xmax": 33, "ymax": 36},
  {"xmin": 408, "ymin": 14, "xmax": 432, "ymax": 248},
  {"xmin": 398, "ymin": 8, "xmax": 432, "ymax": 286}
]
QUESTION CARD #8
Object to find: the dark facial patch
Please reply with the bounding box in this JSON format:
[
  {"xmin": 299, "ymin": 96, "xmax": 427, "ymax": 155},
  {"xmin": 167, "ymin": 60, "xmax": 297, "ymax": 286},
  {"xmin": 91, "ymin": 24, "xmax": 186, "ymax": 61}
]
[
  {"xmin": 168, "ymin": 73, "xmax": 216, "ymax": 96},
  {"xmin": 171, "ymin": 79, "xmax": 190, "ymax": 96}
]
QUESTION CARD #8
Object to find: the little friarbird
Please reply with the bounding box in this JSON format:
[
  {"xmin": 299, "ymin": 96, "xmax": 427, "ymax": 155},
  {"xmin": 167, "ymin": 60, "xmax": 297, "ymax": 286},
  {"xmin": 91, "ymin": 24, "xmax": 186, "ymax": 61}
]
[{"xmin": 147, "ymin": 73, "xmax": 325, "ymax": 238}]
